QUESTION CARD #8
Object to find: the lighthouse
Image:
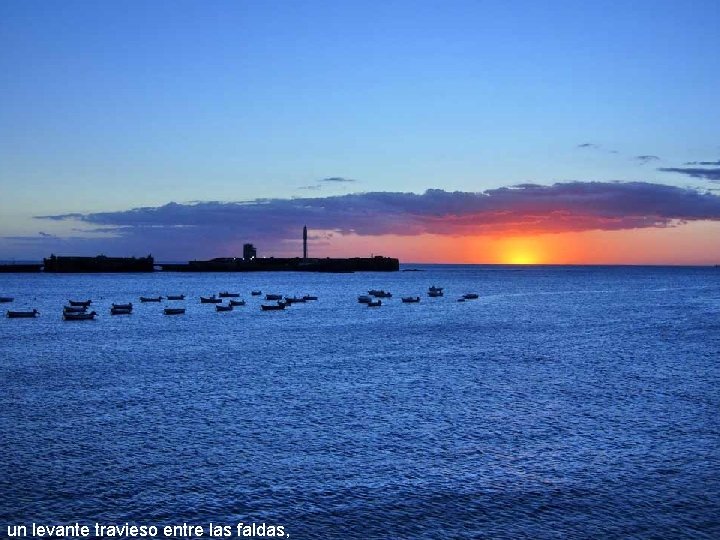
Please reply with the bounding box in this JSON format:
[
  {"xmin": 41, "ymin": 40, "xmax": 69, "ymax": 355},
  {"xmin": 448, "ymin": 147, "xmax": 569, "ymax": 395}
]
[{"xmin": 303, "ymin": 226, "xmax": 308, "ymax": 259}]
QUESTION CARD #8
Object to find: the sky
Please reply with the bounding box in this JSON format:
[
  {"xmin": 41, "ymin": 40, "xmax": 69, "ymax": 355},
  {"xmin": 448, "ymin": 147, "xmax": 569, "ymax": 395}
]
[{"xmin": 1, "ymin": 0, "xmax": 719, "ymax": 264}]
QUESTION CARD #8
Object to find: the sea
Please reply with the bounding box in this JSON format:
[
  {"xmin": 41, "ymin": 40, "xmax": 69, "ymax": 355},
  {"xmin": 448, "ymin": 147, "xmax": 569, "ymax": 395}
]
[{"xmin": 0, "ymin": 265, "xmax": 718, "ymax": 539}]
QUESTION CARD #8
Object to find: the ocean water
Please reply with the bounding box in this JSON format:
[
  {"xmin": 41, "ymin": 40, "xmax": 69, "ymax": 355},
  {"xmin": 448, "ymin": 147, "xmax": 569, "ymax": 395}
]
[{"xmin": 0, "ymin": 265, "xmax": 719, "ymax": 539}]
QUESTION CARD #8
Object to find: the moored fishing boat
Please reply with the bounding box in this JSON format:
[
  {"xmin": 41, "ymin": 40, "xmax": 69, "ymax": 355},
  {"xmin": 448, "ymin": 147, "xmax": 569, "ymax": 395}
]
[
  {"xmin": 164, "ymin": 307, "xmax": 186, "ymax": 315},
  {"xmin": 302, "ymin": 295, "xmax": 318, "ymax": 301},
  {"xmin": 284, "ymin": 296, "xmax": 307, "ymax": 304},
  {"xmin": 229, "ymin": 299, "xmax": 246, "ymax": 306},
  {"xmin": 261, "ymin": 303, "xmax": 286, "ymax": 311},
  {"xmin": 110, "ymin": 307, "xmax": 132, "ymax": 315},
  {"xmin": 69, "ymin": 300, "xmax": 91, "ymax": 307},
  {"xmin": 64, "ymin": 305, "xmax": 88, "ymax": 313},
  {"xmin": 358, "ymin": 295, "xmax": 372, "ymax": 304},
  {"xmin": 216, "ymin": 304, "xmax": 234, "ymax": 312},
  {"xmin": 63, "ymin": 311, "xmax": 97, "ymax": 321},
  {"xmin": 219, "ymin": 292, "xmax": 240, "ymax": 298},
  {"xmin": 251, "ymin": 290, "xmax": 262, "ymax": 296},
  {"xmin": 200, "ymin": 296, "xmax": 222, "ymax": 303},
  {"xmin": 367, "ymin": 300, "xmax": 382, "ymax": 307},
  {"xmin": 402, "ymin": 296, "xmax": 420, "ymax": 303},
  {"xmin": 463, "ymin": 293, "xmax": 479, "ymax": 300},
  {"xmin": 166, "ymin": 294, "xmax": 185, "ymax": 300},
  {"xmin": 428, "ymin": 285, "xmax": 444, "ymax": 297},
  {"xmin": 112, "ymin": 303, "xmax": 133, "ymax": 310},
  {"xmin": 265, "ymin": 294, "xmax": 282, "ymax": 301},
  {"xmin": 140, "ymin": 296, "xmax": 162, "ymax": 302},
  {"xmin": 7, "ymin": 309, "xmax": 39, "ymax": 318},
  {"xmin": 369, "ymin": 289, "xmax": 392, "ymax": 298},
  {"xmin": 0, "ymin": 297, "xmax": 13, "ymax": 303}
]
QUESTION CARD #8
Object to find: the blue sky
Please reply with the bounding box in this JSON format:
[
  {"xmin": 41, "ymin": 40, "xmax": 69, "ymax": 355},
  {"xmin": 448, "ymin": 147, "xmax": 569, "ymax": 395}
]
[{"xmin": 1, "ymin": 0, "xmax": 719, "ymax": 261}]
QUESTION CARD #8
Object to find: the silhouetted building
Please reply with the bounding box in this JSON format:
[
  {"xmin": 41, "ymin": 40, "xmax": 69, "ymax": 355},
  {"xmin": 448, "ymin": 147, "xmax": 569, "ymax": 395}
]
[
  {"xmin": 303, "ymin": 226, "xmax": 308, "ymax": 259},
  {"xmin": 43, "ymin": 254, "xmax": 154, "ymax": 273},
  {"xmin": 243, "ymin": 243, "xmax": 257, "ymax": 261}
]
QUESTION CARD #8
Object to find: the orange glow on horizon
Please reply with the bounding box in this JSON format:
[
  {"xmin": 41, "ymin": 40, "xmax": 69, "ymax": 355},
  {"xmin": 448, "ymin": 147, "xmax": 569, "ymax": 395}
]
[{"xmin": 310, "ymin": 221, "xmax": 720, "ymax": 265}]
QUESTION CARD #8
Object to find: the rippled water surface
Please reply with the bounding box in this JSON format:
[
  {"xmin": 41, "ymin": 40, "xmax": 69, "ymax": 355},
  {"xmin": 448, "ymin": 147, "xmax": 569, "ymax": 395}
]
[{"xmin": 1, "ymin": 265, "xmax": 719, "ymax": 539}]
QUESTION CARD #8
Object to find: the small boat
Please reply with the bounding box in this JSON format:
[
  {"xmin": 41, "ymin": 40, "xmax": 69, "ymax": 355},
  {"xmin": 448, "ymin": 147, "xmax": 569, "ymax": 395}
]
[
  {"xmin": 302, "ymin": 295, "xmax": 318, "ymax": 301},
  {"xmin": 368, "ymin": 289, "xmax": 392, "ymax": 298},
  {"xmin": 112, "ymin": 303, "xmax": 133, "ymax": 310},
  {"xmin": 265, "ymin": 294, "xmax": 282, "ymax": 301},
  {"xmin": 200, "ymin": 296, "xmax": 222, "ymax": 303},
  {"xmin": 7, "ymin": 309, "xmax": 39, "ymax": 318},
  {"xmin": 261, "ymin": 303, "xmax": 286, "ymax": 311},
  {"xmin": 251, "ymin": 290, "xmax": 262, "ymax": 296},
  {"xmin": 110, "ymin": 307, "xmax": 132, "ymax": 315},
  {"xmin": 229, "ymin": 299, "xmax": 246, "ymax": 307},
  {"xmin": 64, "ymin": 305, "xmax": 88, "ymax": 313},
  {"xmin": 219, "ymin": 292, "xmax": 240, "ymax": 298},
  {"xmin": 358, "ymin": 295, "xmax": 372, "ymax": 304},
  {"xmin": 63, "ymin": 311, "xmax": 97, "ymax": 321},
  {"xmin": 428, "ymin": 285, "xmax": 444, "ymax": 297},
  {"xmin": 367, "ymin": 300, "xmax": 382, "ymax": 307},
  {"xmin": 463, "ymin": 293, "xmax": 479, "ymax": 300},
  {"xmin": 0, "ymin": 297, "xmax": 13, "ymax": 303},
  {"xmin": 166, "ymin": 294, "xmax": 185, "ymax": 301},
  {"xmin": 216, "ymin": 304, "xmax": 234, "ymax": 312},
  {"xmin": 284, "ymin": 296, "xmax": 307, "ymax": 304},
  {"xmin": 402, "ymin": 296, "xmax": 420, "ymax": 303},
  {"xmin": 69, "ymin": 300, "xmax": 91, "ymax": 307},
  {"xmin": 140, "ymin": 296, "xmax": 162, "ymax": 302},
  {"xmin": 457, "ymin": 298, "xmax": 466, "ymax": 302},
  {"xmin": 164, "ymin": 307, "xmax": 186, "ymax": 315}
]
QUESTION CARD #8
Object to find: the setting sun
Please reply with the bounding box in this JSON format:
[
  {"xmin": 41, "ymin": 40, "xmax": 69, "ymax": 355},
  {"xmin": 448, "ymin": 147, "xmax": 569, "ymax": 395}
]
[{"xmin": 498, "ymin": 237, "xmax": 544, "ymax": 265}]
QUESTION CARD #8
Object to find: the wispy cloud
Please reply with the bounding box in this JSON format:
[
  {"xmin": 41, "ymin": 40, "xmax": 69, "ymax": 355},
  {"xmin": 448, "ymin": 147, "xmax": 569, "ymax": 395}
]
[
  {"xmin": 19, "ymin": 181, "xmax": 720, "ymax": 259},
  {"xmin": 683, "ymin": 160, "xmax": 720, "ymax": 166},
  {"xmin": 321, "ymin": 177, "xmax": 357, "ymax": 183},
  {"xmin": 634, "ymin": 155, "xmax": 660, "ymax": 164},
  {"xmin": 577, "ymin": 143, "xmax": 618, "ymax": 154}
]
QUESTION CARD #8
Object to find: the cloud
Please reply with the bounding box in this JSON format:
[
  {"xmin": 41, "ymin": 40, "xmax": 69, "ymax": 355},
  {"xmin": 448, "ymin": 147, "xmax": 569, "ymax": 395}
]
[
  {"xmin": 321, "ymin": 177, "xmax": 357, "ymax": 183},
  {"xmin": 658, "ymin": 167, "xmax": 720, "ymax": 182},
  {"xmin": 298, "ymin": 185, "xmax": 321, "ymax": 190},
  {"xmin": 634, "ymin": 155, "xmax": 660, "ymax": 164},
  {"xmin": 684, "ymin": 160, "xmax": 720, "ymax": 166},
  {"xmin": 21, "ymin": 181, "xmax": 720, "ymax": 259},
  {"xmin": 577, "ymin": 143, "xmax": 619, "ymax": 154}
]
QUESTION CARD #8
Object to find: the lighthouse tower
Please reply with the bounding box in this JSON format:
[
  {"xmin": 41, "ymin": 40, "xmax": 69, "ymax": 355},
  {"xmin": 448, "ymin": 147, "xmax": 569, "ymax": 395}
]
[{"xmin": 303, "ymin": 226, "xmax": 308, "ymax": 259}]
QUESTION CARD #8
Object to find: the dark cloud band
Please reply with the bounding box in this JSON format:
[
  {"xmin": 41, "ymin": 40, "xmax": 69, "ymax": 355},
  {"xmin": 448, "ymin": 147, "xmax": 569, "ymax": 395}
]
[{"xmin": 658, "ymin": 167, "xmax": 720, "ymax": 182}]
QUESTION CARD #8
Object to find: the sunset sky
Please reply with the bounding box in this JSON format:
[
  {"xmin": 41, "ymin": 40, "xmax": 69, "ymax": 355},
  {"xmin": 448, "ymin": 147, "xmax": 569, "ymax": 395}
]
[{"xmin": 1, "ymin": 0, "xmax": 719, "ymax": 264}]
